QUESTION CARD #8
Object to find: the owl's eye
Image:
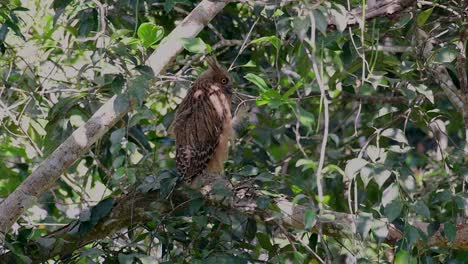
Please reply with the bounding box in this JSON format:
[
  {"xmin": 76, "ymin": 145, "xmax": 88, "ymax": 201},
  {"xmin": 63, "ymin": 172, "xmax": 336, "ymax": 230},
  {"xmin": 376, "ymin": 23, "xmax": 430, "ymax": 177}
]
[{"xmin": 220, "ymin": 78, "xmax": 228, "ymax": 84}]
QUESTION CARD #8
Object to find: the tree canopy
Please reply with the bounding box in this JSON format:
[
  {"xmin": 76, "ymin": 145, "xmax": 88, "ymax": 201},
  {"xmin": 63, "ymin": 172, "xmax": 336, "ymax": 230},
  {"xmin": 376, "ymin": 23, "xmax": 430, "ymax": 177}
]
[{"xmin": 0, "ymin": 0, "xmax": 467, "ymax": 263}]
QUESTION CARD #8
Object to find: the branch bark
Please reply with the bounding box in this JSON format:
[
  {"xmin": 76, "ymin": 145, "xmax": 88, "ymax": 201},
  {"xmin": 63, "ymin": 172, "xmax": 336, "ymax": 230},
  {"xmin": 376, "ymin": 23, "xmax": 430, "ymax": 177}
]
[
  {"xmin": 1, "ymin": 178, "xmax": 466, "ymax": 262},
  {"xmin": 0, "ymin": 0, "xmax": 226, "ymax": 244},
  {"xmin": 347, "ymin": 0, "xmax": 414, "ymax": 24}
]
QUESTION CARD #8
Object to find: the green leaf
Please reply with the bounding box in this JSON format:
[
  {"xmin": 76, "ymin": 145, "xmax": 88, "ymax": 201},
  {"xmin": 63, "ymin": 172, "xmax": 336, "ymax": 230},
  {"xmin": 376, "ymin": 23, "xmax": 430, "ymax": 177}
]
[
  {"xmin": 293, "ymin": 252, "xmax": 306, "ymax": 263},
  {"xmin": 181, "ymin": 37, "xmax": 209, "ymax": 53},
  {"xmin": 360, "ymin": 166, "xmax": 372, "ymax": 187},
  {"xmin": 376, "ymin": 106, "xmax": 399, "ymax": 118},
  {"xmin": 382, "ymin": 183, "xmax": 399, "ymax": 207},
  {"xmin": 411, "ymin": 84, "xmax": 434, "ymax": 104},
  {"xmin": 297, "ymin": 106, "xmax": 315, "ymax": 129},
  {"xmin": 433, "ymin": 190, "xmax": 452, "ymax": 203},
  {"xmin": 241, "ymin": 60, "xmax": 256, "ymax": 67},
  {"xmin": 394, "ymin": 250, "xmax": 417, "ymax": 264},
  {"xmin": 257, "ymin": 89, "xmax": 287, "ymax": 108},
  {"xmin": 256, "ymin": 232, "xmax": 273, "ymax": 251},
  {"xmin": 345, "ymin": 158, "xmax": 368, "ymax": 180},
  {"xmin": 371, "ymin": 220, "xmax": 388, "ymax": 242},
  {"xmin": 128, "ymin": 75, "xmax": 150, "ymax": 105},
  {"xmin": 250, "ymin": 35, "xmax": 281, "ymax": 50},
  {"xmin": 112, "ymin": 155, "xmax": 125, "ymax": 169},
  {"xmin": 292, "ymin": 16, "xmax": 310, "ymax": 41},
  {"xmin": 416, "ymin": 8, "xmax": 433, "ymax": 27},
  {"xmin": 412, "ymin": 201, "xmax": 430, "ymax": 218},
  {"xmin": 35, "ymin": 237, "xmax": 56, "ymax": 249},
  {"xmin": 312, "ymin": 9, "xmax": 328, "ymax": 35},
  {"xmin": 76, "ymin": 8, "xmax": 98, "ymax": 37},
  {"xmin": 53, "ymin": 0, "xmax": 73, "ymax": 10},
  {"xmin": 436, "ymin": 47, "xmax": 458, "ymax": 63},
  {"xmin": 356, "ymin": 212, "xmax": 372, "ymax": 238},
  {"xmin": 373, "ymin": 167, "xmax": 392, "ymax": 188},
  {"xmin": 404, "ymin": 225, "xmax": 421, "ymax": 245},
  {"xmin": 443, "ymin": 221, "xmax": 456, "ymax": 241},
  {"xmin": 295, "ymin": 159, "xmax": 316, "ymax": 172},
  {"xmin": 90, "ymin": 197, "xmax": 114, "ymax": 225},
  {"xmin": 110, "ymin": 128, "xmax": 126, "ymax": 144},
  {"xmin": 189, "ymin": 198, "xmax": 204, "ymax": 214},
  {"xmin": 329, "ymin": 4, "xmax": 347, "ymax": 32},
  {"xmin": 244, "ymin": 73, "xmax": 269, "ymax": 91},
  {"xmin": 137, "ymin": 23, "xmax": 164, "ymax": 48},
  {"xmin": 245, "ymin": 218, "xmax": 257, "ymax": 241},
  {"xmin": 384, "ymin": 200, "xmax": 403, "ymax": 222},
  {"xmin": 381, "ymin": 128, "xmax": 408, "ymax": 145},
  {"xmin": 304, "ymin": 209, "xmax": 316, "ymax": 229}
]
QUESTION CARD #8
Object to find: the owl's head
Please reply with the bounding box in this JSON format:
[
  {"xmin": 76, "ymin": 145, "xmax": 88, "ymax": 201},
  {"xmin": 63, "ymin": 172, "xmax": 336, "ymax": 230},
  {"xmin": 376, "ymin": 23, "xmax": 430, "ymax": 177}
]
[{"xmin": 203, "ymin": 57, "xmax": 232, "ymax": 94}]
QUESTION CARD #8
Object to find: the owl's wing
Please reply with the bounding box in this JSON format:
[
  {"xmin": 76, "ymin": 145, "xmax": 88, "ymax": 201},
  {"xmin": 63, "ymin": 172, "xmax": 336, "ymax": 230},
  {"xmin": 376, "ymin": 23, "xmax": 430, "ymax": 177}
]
[{"xmin": 173, "ymin": 96, "xmax": 223, "ymax": 183}]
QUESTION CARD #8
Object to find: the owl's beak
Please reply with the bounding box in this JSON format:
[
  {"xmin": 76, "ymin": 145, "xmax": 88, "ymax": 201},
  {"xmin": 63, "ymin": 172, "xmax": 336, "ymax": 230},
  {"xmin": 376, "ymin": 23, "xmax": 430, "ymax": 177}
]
[{"xmin": 226, "ymin": 84, "xmax": 233, "ymax": 93}]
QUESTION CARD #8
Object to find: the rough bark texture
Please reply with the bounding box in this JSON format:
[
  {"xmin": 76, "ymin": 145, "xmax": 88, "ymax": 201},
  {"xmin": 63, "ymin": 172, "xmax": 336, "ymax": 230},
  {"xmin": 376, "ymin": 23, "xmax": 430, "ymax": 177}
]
[
  {"xmin": 348, "ymin": 0, "xmax": 414, "ymax": 24},
  {"xmin": 1, "ymin": 177, "xmax": 467, "ymax": 263},
  {"xmin": 0, "ymin": 0, "xmax": 226, "ymax": 244}
]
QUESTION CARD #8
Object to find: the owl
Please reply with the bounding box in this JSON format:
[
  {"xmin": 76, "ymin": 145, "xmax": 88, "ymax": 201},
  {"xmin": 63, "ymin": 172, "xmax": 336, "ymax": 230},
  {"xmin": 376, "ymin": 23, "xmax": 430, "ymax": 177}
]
[{"xmin": 171, "ymin": 58, "xmax": 234, "ymax": 184}]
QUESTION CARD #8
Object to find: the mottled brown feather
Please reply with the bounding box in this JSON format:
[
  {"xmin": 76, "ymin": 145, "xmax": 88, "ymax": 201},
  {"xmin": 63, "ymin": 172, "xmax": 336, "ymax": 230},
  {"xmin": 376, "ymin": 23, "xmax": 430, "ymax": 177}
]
[{"xmin": 172, "ymin": 58, "xmax": 233, "ymax": 183}]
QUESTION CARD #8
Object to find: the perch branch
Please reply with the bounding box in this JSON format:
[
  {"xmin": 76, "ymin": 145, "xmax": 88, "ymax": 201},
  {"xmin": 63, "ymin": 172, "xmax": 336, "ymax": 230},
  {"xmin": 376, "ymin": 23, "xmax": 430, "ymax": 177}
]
[{"xmin": 1, "ymin": 179, "xmax": 467, "ymax": 262}]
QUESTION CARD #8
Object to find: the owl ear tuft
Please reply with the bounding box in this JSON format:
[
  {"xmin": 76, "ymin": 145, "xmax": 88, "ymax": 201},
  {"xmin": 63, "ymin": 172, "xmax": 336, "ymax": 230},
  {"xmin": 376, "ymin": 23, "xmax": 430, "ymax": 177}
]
[
  {"xmin": 206, "ymin": 56, "xmax": 220, "ymax": 71},
  {"xmin": 206, "ymin": 56, "xmax": 229, "ymax": 77}
]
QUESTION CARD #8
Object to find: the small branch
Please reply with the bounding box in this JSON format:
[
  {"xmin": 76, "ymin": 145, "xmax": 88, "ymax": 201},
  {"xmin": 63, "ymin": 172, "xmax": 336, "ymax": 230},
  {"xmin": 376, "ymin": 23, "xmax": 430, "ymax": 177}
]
[{"xmin": 229, "ymin": 18, "xmax": 259, "ymax": 71}]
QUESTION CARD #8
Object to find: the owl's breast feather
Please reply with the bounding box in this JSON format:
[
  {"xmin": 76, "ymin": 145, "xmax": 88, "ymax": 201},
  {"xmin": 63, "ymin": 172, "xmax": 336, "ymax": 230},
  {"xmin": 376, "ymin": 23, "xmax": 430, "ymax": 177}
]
[{"xmin": 206, "ymin": 87, "xmax": 233, "ymax": 173}]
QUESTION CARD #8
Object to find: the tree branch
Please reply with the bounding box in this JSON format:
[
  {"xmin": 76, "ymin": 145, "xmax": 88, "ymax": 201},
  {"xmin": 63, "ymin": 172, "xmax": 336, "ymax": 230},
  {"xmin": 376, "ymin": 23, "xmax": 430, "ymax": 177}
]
[
  {"xmin": 0, "ymin": 0, "xmax": 226, "ymax": 244},
  {"xmin": 347, "ymin": 0, "xmax": 414, "ymax": 25},
  {"xmin": 2, "ymin": 177, "xmax": 467, "ymax": 262}
]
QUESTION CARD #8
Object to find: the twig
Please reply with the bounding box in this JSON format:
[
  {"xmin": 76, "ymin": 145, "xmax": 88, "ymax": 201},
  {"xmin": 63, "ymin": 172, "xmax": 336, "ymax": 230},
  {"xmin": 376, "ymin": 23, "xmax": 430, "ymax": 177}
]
[
  {"xmin": 305, "ymin": 10, "xmax": 331, "ymax": 263},
  {"xmin": 0, "ymin": 99, "xmax": 43, "ymax": 156},
  {"xmin": 277, "ymin": 223, "xmax": 325, "ymax": 264},
  {"xmin": 229, "ymin": 17, "xmax": 260, "ymax": 71}
]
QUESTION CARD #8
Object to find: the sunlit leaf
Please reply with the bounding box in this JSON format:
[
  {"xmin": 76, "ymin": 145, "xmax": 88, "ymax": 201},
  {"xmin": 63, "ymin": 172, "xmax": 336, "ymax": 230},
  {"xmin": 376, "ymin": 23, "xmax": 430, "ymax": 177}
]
[
  {"xmin": 304, "ymin": 209, "xmax": 316, "ymax": 229},
  {"xmin": 345, "ymin": 158, "xmax": 368, "ymax": 180},
  {"xmin": 296, "ymin": 158, "xmax": 317, "ymax": 172},
  {"xmin": 394, "ymin": 250, "xmax": 417, "ymax": 264},
  {"xmin": 371, "ymin": 219, "xmax": 388, "ymax": 242},
  {"xmin": 312, "ymin": 9, "xmax": 327, "ymax": 35},
  {"xmin": 181, "ymin": 37, "xmax": 209, "ymax": 53},
  {"xmin": 297, "ymin": 106, "xmax": 315, "ymax": 129},
  {"xmin": 250, "ymin": 35, "xmax": 281, "ymax": 50},
  {"xmin": 381, "ymin": 128, "xmax": 408, "ymax": 145},
  {"xmin": 137, "ymin": 23, "xmax": 164, "ymax": 48},
  {"xmin": 436, "ymin": 47, "xmax": 458, "ymax": 63},
  {"xmin": 244, "ymin": 73, "xmax": 269, "ymax": 91},
  {"xmin": 357, "ymin": 212, "xmax": 372, "ymax": 238},
  {"xmin": 417, "ymin": 8, "xmax": 433, "ymax": 26},
  {"xmin": 382, "ymin": 183, "xmax": 399, "ymax": 207}
]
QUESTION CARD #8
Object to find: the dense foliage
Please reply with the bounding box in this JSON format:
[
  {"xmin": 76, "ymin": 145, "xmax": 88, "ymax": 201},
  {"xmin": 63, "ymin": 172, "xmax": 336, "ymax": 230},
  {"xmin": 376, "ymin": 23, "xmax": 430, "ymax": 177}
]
[{"xmin": 0, "ymin": 0, "xmax": 467, "ymax": 263}]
